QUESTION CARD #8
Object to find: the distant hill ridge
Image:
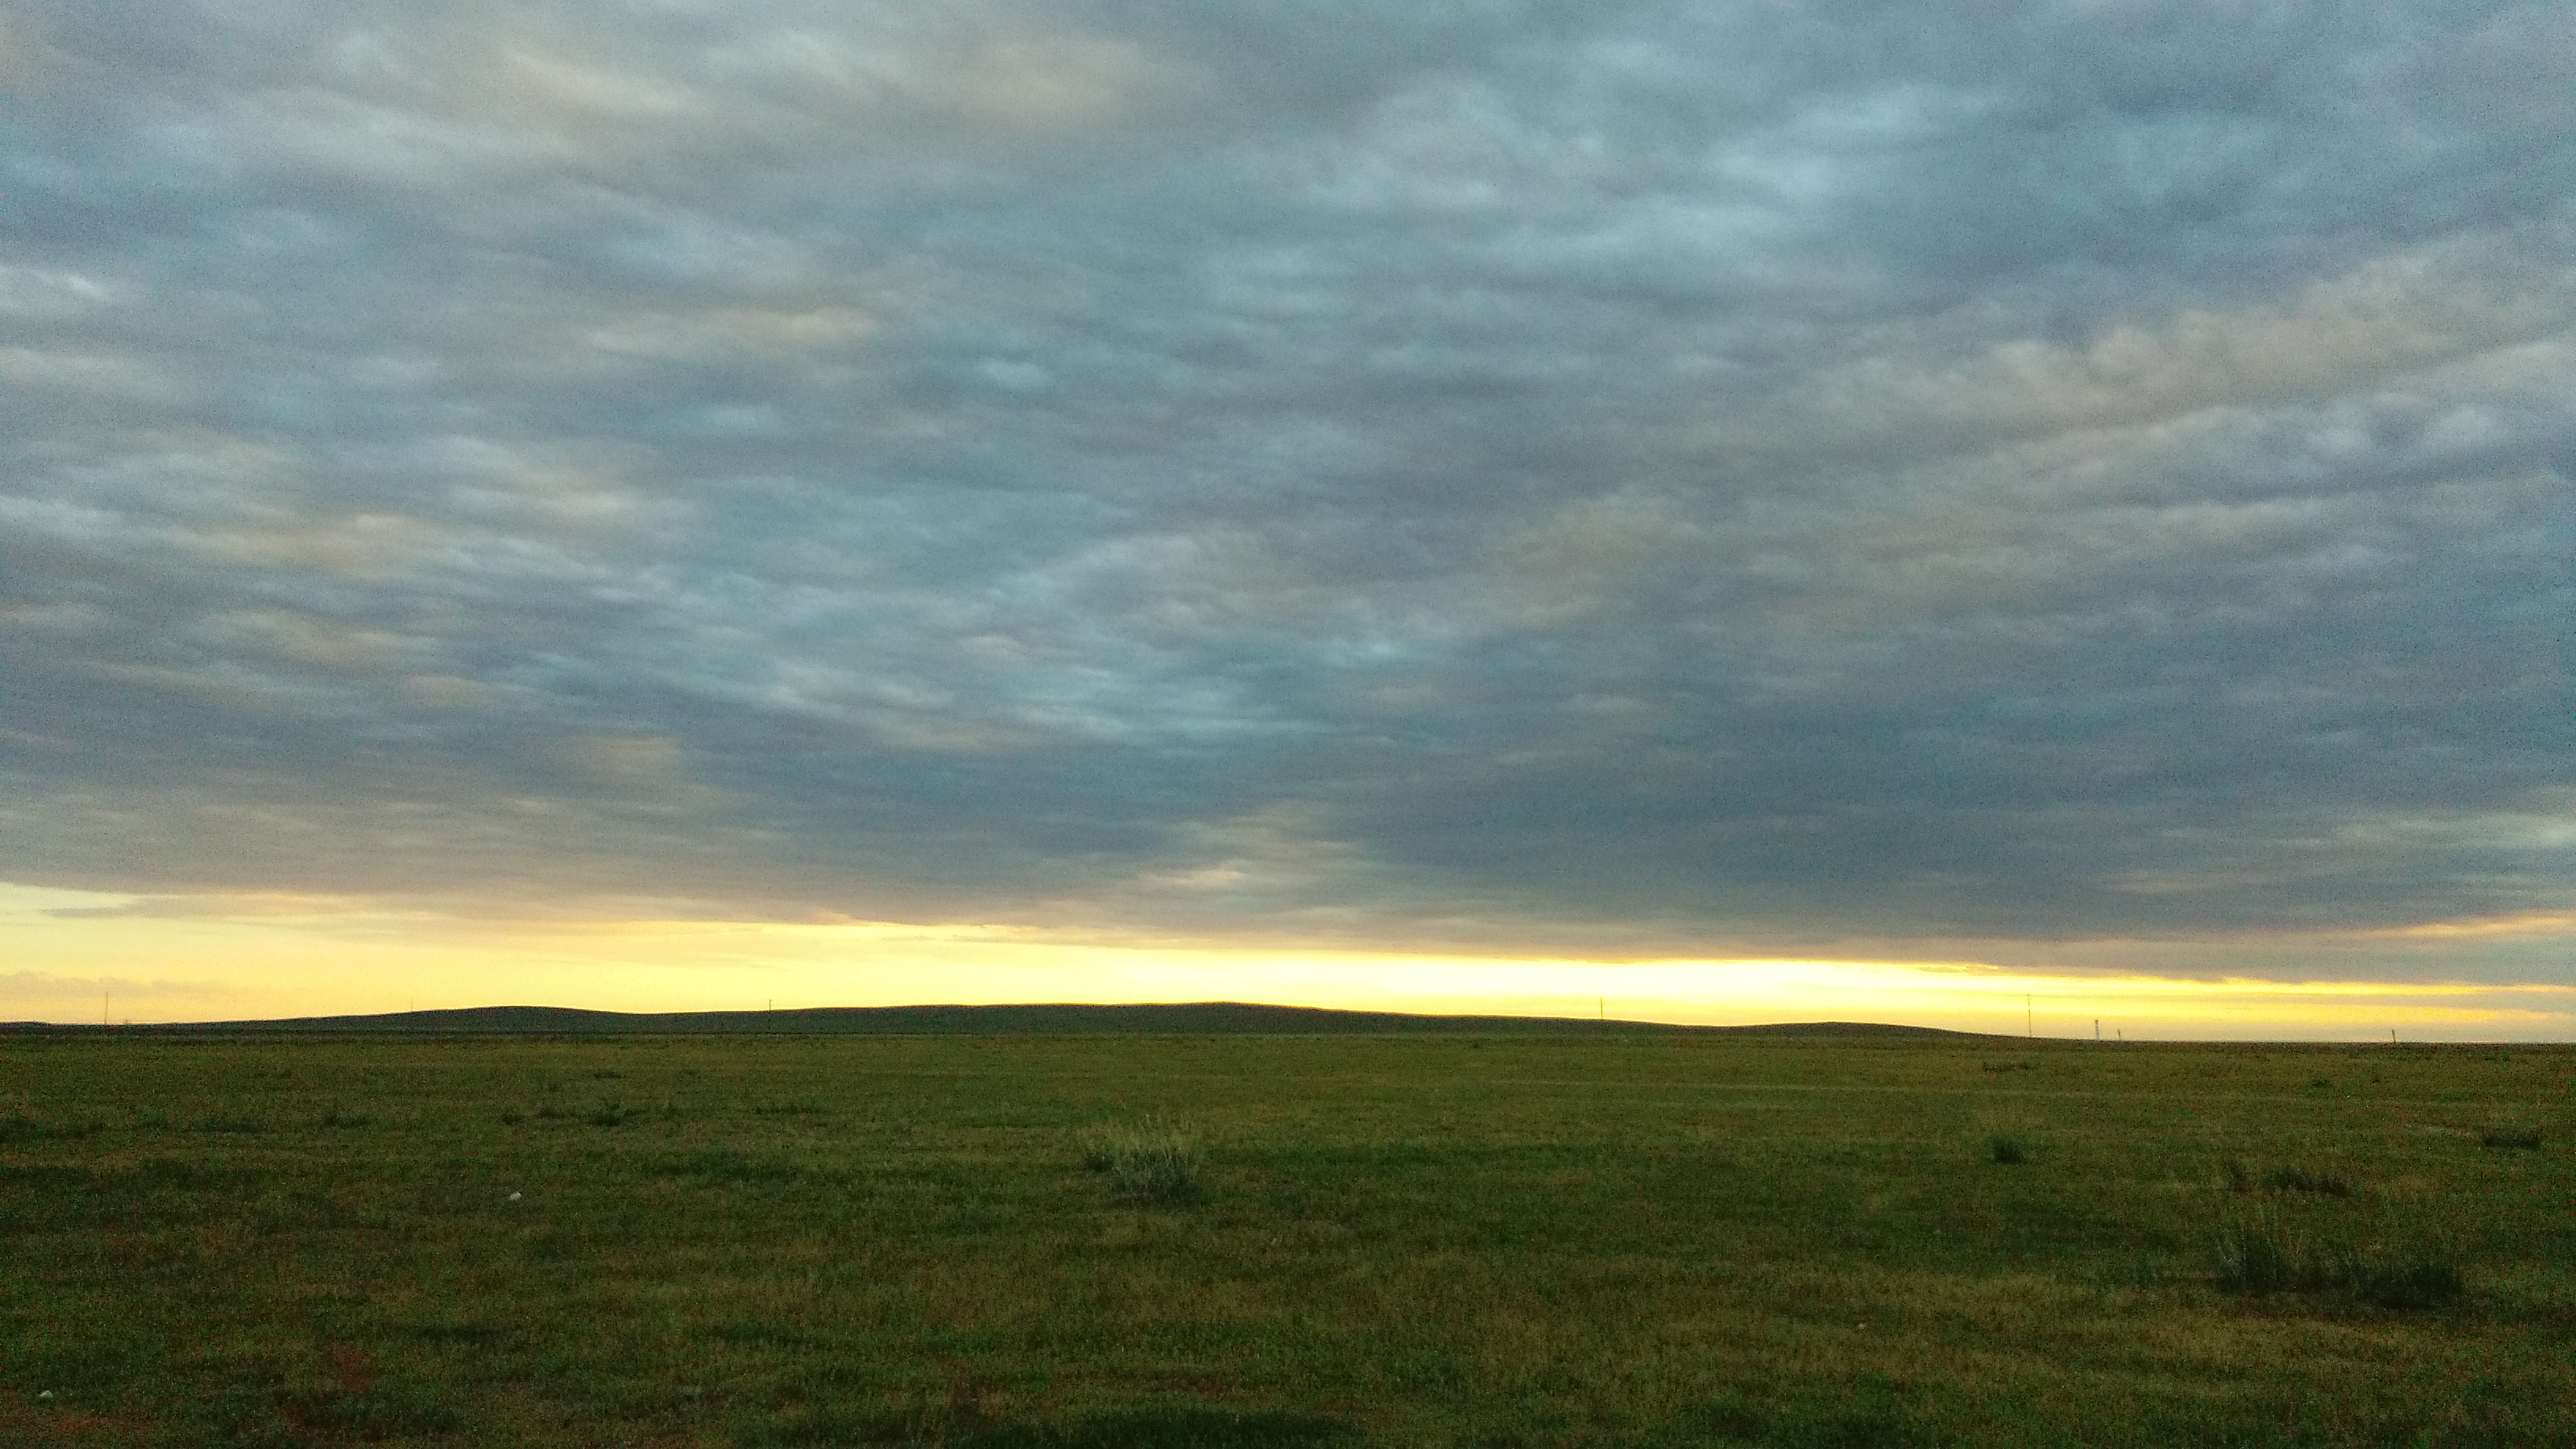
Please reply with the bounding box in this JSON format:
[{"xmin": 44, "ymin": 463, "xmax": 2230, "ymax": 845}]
[{"xmin": 18, "ymin": 1002, "xmax": 1997, "ymax": 1038}]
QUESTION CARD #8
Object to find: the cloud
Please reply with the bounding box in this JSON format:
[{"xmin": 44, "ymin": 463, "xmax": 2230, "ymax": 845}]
[{"xmin": 1, "ymin": 0, "xmax": 2568, "ymax": 981}]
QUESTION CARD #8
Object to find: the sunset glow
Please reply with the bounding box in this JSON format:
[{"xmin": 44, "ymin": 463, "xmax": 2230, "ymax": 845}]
[{"xmin": 10, "ymin": 885, "xmax": 2567, "ymax": 1039}]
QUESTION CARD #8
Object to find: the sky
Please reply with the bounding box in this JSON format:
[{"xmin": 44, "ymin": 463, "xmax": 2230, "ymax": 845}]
[{"xmin": 2, "ymin": 0, "xmax": 2570, "ymax": 1036}]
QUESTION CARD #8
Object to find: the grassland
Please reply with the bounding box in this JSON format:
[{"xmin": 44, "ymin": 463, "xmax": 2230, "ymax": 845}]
[{"xmin": 1, "ymin": 1032, "xmax": 2568, "ymax": 1447}]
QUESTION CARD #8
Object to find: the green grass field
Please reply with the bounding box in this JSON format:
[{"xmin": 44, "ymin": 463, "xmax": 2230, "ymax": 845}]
[{"xmin": 2, "ymin": 1032, "xmax": 2568, "ymax": 1447}]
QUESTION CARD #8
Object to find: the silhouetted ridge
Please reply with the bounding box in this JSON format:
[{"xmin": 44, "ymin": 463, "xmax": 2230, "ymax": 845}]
[{"xmin": 20, "ymin": 1002, "xmax": 2003, "ymax": 1038}]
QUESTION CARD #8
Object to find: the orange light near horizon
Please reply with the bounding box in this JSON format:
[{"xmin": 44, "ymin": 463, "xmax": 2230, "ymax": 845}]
[{"xmin": 3, "ymin": 882, "xmax": 2571, "ymax": 1039}]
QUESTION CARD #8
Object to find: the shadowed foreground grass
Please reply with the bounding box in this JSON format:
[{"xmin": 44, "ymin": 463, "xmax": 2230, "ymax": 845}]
[{"xmin": 1, "ymin": 1034, "xmax": 2569, "ymax": 1447}]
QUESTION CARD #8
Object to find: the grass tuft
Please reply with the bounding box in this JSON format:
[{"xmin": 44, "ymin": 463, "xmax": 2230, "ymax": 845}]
[
  {"xmin": 1080, "ymin": 1120, "xmax": 1204, "ymax": 1205},
  {"xmin": 2215, "ymin": 1204, "xmax": 2464, "ymax": 1309},
  {"xmin": 751, "ymin": 1101, "xmax": 826, "ymax": 1117},
  {"xmin": 2261, "ymin": 1166, "xmax": 2351, "ymax": 1196},
  {"xmin": 2477, "ymin": 1125, "xmax": 2541, "ymax": 1151},
  {"xmin": 0, "ymin": 1113, "xmax": 104, "ymax": 1143},
  {"xmin": 657, "ymin": 1149, "xmax": 805, "ymax": 1185},
  {"xmin": 282, "ymin": 1380, "xmax": 466, "ymax": 1437},
  {"xmin": 192, "ymin": 1114, "xmax": 268, "ymax": 1134},
  {"xmin": 2344, "ymin": 1253, "xmax": 2464, "ymax": 1310},
  {"xmin": 959, "ymin": 1406, "xmax": 1357, "ymax": 1447},
  {"xmin": 1986, "ymin": 1134, "xmax": 2027, "ymax": 1165},
  {"xmin": 2215, "ymin": 1205, "xmax": 2314, "ymax": 1294}
]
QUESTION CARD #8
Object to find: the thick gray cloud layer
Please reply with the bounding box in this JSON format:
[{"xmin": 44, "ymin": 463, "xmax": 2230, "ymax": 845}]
[{"xmin": 4, "ymin": 0, "xmax": 2570, "ymax": 969}]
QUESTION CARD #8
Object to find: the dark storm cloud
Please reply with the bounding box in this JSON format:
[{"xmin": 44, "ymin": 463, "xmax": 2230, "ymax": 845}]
[{"xmin": 3, "ymin": 0, "xmax": 2570, "ymax": 972}]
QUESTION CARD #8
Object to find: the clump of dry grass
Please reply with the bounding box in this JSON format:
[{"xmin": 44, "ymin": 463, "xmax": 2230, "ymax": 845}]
[
  {"xmin": 1079, "ymin": 1118, "xmax": 1203, "ymax": 1205},
  {"xmin": 2214, "ymin": 1200, "xmax": 2462, "ymax": 1309},
  {"xmin": 2215, "ymin": 1204, "xmax": 2316, "ymax": 1293},
  {"xmin": 2262, "ymin": 1166, "xmax": 2350, "ymax": 1196}
]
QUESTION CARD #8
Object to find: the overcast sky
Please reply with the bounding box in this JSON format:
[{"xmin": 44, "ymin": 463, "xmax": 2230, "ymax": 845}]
[{"xmin": 4, "ymin": 0, "xmax": 2570, "ymax": 985}]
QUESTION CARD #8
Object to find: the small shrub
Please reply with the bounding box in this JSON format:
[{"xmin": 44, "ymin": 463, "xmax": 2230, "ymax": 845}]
[
  {"xmin": 1986, "ymin": 1135, "xmax": 2027, "ymax": 1165},
  {"xmin": 1080, "ymin": 1121, "xmax": 1203, "ymax": 1205},
  {"xmin": 534, "ymin": 1104, "xmax": 571, "ymax": 1121},
  {"xmin": 498, "ymin": 1110, "xmax": 526, "ymax": 1126},
  {"xmin": 586, "ymin": 1103, "xmax": 631, "ymax": 1128},
  {"xmin": 2222, "ymin": 1159, "xmax": 2254, "ymax": 1193},
  {"xmin": 2477, "ymin": 1126, "xmax": 2541, "ymax": 1151},
  {"xmin": 319, "ymin": 1109, "xmax": 373, "ymax": 1129},
  {"xmin": 2263, "ymin": 1167, "xmax": 2351, "ymax": 1196},
  {"xmin": 590, "ymin": 1069, "xmax": 622, "ymax": 1080}
]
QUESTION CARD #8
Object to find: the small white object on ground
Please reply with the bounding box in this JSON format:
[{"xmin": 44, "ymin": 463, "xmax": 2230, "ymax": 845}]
[{"xmin": 507, "ymin": 1191, "xmax": 522, "ymax": 1201}]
